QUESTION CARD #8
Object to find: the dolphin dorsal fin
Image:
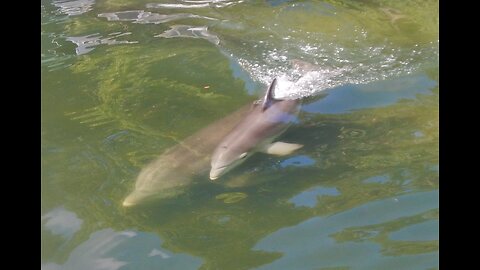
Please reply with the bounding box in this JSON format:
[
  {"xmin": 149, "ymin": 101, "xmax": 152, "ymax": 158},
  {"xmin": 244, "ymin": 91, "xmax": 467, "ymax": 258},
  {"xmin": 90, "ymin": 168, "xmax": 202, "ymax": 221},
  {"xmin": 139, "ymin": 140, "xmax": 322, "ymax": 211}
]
[{"xmin": 261, "ymin": 78, "xmax": 277, "ymax": 111}]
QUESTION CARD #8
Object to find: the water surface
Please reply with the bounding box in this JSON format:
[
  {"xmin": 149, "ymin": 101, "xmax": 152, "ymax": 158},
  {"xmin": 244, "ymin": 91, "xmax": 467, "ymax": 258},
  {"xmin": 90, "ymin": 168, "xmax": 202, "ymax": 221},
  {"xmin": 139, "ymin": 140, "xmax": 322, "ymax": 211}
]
[{"xmin": 41, "ymin": 0, "xmax": 439, "ymax": 269}]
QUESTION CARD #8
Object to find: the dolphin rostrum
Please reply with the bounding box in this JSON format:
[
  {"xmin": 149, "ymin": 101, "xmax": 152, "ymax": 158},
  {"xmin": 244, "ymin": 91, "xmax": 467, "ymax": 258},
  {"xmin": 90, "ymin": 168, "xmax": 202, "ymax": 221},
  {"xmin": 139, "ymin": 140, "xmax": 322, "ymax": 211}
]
[
  {"xmin": 209, "ymin": 78, "xmax": 303, "ymax": 180},
  {"xmin": 123, "ymin": 103, "xmax": 253, "ymax": 207}
]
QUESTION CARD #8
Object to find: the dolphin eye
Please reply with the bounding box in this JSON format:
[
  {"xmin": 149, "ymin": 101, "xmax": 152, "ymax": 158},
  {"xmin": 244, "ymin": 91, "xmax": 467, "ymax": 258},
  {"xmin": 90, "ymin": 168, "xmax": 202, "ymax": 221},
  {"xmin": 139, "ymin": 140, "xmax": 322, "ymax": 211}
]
[{"xmin": 239, "ymin": 152, "xmax": 248, "ymax": 159}]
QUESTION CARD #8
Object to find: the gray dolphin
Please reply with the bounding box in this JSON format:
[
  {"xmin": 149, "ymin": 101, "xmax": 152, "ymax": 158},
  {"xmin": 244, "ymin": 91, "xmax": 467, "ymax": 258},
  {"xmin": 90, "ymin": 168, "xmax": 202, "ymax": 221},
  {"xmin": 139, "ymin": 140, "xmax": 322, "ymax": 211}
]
[
  {"xmin": 209, "ymin": 78, "xmax": 303, "ymax": 180},
  {"xmin": 123, "ymin": 103, "xmax": 253, "ymax": 207}
]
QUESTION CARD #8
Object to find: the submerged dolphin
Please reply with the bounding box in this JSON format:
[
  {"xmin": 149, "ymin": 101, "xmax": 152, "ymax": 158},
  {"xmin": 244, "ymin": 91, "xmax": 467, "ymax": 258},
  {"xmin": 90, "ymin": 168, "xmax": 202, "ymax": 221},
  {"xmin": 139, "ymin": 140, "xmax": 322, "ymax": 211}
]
[
  {"xmin": 210, "ymin": 78, "xmax": 303, "ymax": 180},
  {"xmin": 123, "ymin": 103, "xmax": 253, "ymax": 207}
]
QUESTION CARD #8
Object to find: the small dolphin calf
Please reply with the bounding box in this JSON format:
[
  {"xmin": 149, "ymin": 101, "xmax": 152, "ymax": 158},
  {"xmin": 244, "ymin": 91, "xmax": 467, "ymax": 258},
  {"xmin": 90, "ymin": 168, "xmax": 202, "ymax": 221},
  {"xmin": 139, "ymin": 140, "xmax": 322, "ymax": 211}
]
[{"xmin": 210, "ymin": 78, "xmax": 303, "ymax": 180}]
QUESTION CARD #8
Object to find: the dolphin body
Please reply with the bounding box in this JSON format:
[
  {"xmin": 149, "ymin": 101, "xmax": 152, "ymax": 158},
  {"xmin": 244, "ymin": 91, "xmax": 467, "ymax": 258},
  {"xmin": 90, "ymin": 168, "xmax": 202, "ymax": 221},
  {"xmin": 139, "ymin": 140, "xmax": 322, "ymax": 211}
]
[
  {"xmin": 124, "ymin": 60, "xmax": 313, "ymax": 206},
  {"xmin": 209, "ymin": 78, "xmax": 303, "ymax": 180},
  {"xmin": 123, "ymin": 103, "xmax": 253, "ymax": 207}
]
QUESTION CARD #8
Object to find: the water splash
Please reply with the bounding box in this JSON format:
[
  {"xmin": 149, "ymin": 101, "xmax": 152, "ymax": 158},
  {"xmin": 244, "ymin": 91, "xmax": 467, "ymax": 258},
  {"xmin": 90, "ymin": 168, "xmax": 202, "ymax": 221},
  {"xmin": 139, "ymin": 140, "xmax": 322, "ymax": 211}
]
[
  {"xmin": 90, "ymin": 1, "xmax": 437, "ymax": 100},
  {"xmin": 209, "ymin": 1, "xmax": 439, "ymax": 99},
  {"xmin": 225, "ymin": 36, "xmax": 438, "ymax": 99}
]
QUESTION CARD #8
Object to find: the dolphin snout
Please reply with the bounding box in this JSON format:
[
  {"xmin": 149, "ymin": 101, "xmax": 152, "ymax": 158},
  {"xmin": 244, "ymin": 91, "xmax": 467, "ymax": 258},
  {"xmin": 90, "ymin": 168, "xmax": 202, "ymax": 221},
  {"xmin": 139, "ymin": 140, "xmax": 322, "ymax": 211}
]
[
  {"xmin": 122, "ymin": 192, "xmax": 144, "ymax": 207},
  {"xmin": 209, "ymin": 170, "xmax": 221, "ymax": 180},
  {"xmin": 209, "ymin": 165, "xmax": 227, "ymax": 180},
  {"xmin": 122, "ymin": 200, "xmax": 135, "ymax": 207}
]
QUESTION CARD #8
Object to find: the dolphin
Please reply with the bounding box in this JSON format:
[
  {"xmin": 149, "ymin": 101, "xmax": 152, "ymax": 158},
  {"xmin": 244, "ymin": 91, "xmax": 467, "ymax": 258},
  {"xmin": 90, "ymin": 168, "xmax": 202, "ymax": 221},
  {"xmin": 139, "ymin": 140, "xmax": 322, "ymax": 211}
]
[
  {"xmin": 123, "ymin": 103, "xmax": 253, "ymax": 207},
  {"xmin": 209, "ymin": 78, "xmax": 303, "ymax": 180}
]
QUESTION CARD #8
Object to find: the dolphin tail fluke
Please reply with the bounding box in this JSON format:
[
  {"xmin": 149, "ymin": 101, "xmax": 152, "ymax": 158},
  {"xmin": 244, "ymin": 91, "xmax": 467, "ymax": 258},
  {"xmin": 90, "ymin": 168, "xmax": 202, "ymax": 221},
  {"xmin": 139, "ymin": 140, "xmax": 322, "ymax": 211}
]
[{"xmin": 262, "ymin": 142, "xmax": 303, "ymax": 156}]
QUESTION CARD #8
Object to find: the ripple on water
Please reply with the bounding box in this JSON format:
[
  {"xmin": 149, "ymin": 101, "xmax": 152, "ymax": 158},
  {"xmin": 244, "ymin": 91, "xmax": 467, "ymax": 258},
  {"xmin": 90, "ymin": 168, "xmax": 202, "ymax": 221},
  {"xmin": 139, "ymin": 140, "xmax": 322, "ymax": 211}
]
[
  {"xmin": 53, "ymin": 0, "xmax": 95, "ymax": 16},
  {"xmin": 195, "ymin": 211, "xmax": 234, "ymax": 226},
  {"xmin": 67, "ymin": 32, "xmax": 138, "ymax": 55},
  {"xmin": 215, "ymin": 192, "xmax": 248, "ymax": 203},
  {"xmin": 146, "ymin": 0, "xmax": 243, "ymax": 9},
  {"xmin": 97, "ymin": 10, "xmax": 217, "ymax": 24},
  {"xmin": 289, "ymin": 186, "xmax": 340, "ymax": 208},
  {"xmin": 363, "ymin": 175, "xmax": 390, "ymax": 184},
  {"xmin": 155, "ymin": 25, "xmax": 220, "ymax": 45},
  {"xmin": 42, "ymin": 207, "xmax": 83, "ymax": 239},
  {"xmin": 280, "ymin": 155, "xmax": 315, "ymax": 168},
  {"xmin": 41, "ymin": 229, "xmax": 203, "ymax": 269},
  {"xmin": 338, "ymin": 128, "xmax": 367, "ymax": 139}
]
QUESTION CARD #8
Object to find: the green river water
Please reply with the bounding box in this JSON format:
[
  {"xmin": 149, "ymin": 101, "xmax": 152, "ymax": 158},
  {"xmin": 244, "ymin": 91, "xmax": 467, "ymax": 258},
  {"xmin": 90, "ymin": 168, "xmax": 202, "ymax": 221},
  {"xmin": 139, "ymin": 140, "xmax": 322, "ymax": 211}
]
[{"xmin": 41, "ymin": 0, "xmax": 438, "ymax": 269}]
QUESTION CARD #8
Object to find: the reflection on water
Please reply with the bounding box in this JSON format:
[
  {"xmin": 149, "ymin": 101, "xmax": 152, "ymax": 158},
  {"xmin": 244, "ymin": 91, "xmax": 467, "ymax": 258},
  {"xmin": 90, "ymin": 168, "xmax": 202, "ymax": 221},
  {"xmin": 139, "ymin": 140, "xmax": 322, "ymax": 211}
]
[
  {"xmin": 363, "ymin": 175, "xmax": 390, "ymax": 184},
  {"xmin": 302, "ymin": 75, "xmax": 437, "ymax": 114},
  {"xmin": 42, "ymin": 207, "xmax": 83, "ymax": 239},
  {"xmin": 289, "ymin": 186, "xmax": 340, "ymax": 208},
  {"xmin": 255, "ymin": 191, "xmax": 438, "ymax": 270},
  {"xmin": 389, "ymin": 220, "xmax": 439, "ymax": 242},
  {"xmin": 215, "ymin": 192, "xmax": 248, "ymax": 203},
  {"xmin": 97, "ymin": 10, "xmax": 216, "ymax": 24},
  {"xmin": 41, "ymin": 229, "xmax": 203, "ymax": 270},
  {"xmin": 67, "ymin": 33, "xmax": 137, "ymax": 55},
  {"xmin": 280, "ymin": 155, "xmax": 315, "ymax": 168},
  {"xmin": 53, "ymin": 0, "xmax": 95, "ymax": 16},
  {"xmin": 146, "ymin": 0, "xmax": 243, "ymax": 9},
  {"xmin": 42, "ymin": 0, "xmax": 438, "ymax": 269},
  {"xmin": 155, "ymin": 25, "xmax": 220, "ymax": 45}
]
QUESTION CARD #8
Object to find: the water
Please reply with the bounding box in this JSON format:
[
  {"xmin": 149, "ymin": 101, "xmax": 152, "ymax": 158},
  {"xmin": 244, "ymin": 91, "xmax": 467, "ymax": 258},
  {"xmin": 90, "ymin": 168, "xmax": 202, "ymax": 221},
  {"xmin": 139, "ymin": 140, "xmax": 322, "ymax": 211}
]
[{"xmin": 41, "ymin": 0, "xmax": 438, "ymax": 269}]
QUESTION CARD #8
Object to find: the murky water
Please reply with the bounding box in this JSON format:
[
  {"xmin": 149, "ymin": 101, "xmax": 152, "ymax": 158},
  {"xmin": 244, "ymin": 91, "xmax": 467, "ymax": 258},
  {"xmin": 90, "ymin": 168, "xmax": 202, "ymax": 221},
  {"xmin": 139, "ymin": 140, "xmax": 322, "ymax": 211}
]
[{"xmin": 41, "ymin": 0, "xmax": 438, "ymax": 269}]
